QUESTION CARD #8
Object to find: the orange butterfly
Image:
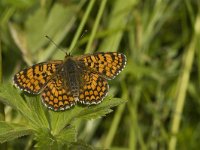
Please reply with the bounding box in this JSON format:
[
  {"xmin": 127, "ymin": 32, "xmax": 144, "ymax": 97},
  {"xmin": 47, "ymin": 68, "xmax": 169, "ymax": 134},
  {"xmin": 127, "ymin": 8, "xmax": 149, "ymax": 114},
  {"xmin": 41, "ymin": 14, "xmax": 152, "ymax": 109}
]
[{"xmin": 13, "ymin": 52, "xmax": 126, "ymax": 111}]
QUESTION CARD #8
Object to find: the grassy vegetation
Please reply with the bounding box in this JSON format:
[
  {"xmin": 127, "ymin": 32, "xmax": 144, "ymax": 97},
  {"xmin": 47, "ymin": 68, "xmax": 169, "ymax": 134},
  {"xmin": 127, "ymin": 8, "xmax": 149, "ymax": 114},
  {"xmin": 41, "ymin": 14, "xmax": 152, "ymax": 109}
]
[{"xmin": 0, "ymin": 0, "xmax": 200, "ymax": 149}]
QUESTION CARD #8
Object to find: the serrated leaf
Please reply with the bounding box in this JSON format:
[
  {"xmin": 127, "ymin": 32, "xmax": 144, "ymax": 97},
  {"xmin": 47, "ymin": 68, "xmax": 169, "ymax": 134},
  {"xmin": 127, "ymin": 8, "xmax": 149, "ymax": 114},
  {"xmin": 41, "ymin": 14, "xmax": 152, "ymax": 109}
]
[
  {"xmin": 34, "ymin": 128, "xmax": 58, "ymax": 150},
  {"xmin": 34, "ymin": 126, "xmax": 76, "ymax": 150},
  {"xmin": 0, "ymin": 84, "xmax": 37, "ymax": 126},
  {"xmin": 33, "ymin": 121, "xmax": 76, "ymax": 149},
  {"xmin": 0, "ymin": 84, "xmax": 126, "ymax": 146},
  {"xmin": 49, "ymin": 95, "xmax": 127, "ymax": 135},
  {"xmin": 67, "ymin": 140, "xmax": 97, "ymax": 150},
  {"xmin": 0, "ymin": 84, "xmax": 29, "ymax": 111},
  {"xmin": 56, "ymin": 125, "xmax": 76, "ymax": 144},
  {"xmin": 75, "ymin": 97, "xmax": 127, "ymax": 120},
  {"xmin": 25, "ymin": 95, "xmax": 50, "ymax": 129},
  {"xmin": 49, "ymin": 105, "xmax": 85, "ymax": 135},
  {"xmin": 0, "ymin": 121, "xmax": 33, "ymax": 143},
  {"xmin": 0, "ymin": 84, "xmax": 49, "ymax": 129}
]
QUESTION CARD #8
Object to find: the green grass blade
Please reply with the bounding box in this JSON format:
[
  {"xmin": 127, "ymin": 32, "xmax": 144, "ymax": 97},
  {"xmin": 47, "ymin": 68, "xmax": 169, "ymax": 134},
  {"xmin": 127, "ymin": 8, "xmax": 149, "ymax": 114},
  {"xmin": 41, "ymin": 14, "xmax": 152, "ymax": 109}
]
[
  {"xmin": 0, "ymin": 34, "xmax": 4, "ymax": 122},
  {"xmin": 168, "ymin": 13, "xmax": 199, "ymax": 150},
  {"xmin": 98, "ymin": 0, "xmax": 137, "ymax": 52},
  {"xmin": 69, "ymin": 0, "xmax": 96, "ymax": 54},
  {"xmin": 85, "ymin": 0, "xmax": 107, "ymax": 53}
]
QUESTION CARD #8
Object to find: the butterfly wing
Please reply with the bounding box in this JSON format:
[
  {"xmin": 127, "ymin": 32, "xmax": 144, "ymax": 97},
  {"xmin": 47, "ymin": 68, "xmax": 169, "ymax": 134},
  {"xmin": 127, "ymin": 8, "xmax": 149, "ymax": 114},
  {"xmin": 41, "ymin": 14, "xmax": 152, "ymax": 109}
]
[
  {"xmin": 13, "ymin": 60, "xmax": 63, "ymax": 94},
  {"xmin": 75, "ymin": 52, "xmax": 126, "ymax": 80},
  {"xmin": 41, "ymin": 75, "xmax": 77, "ymax": 111},
  {"xmin": 78, "ymin": 70, "xmax": 109, "ymax": 105}
]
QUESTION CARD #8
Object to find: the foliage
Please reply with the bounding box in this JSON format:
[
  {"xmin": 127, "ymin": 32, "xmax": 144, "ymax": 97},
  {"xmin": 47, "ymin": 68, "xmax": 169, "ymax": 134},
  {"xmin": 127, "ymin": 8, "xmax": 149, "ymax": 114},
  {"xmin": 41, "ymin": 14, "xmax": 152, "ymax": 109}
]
[{"xmin": 0, "ymin": 0, "xmax": 200, "ymax": 149}]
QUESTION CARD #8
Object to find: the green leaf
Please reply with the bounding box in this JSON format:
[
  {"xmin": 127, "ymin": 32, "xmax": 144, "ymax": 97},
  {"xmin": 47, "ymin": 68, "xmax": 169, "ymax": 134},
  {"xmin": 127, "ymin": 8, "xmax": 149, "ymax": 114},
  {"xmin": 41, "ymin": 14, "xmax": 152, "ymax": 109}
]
[
  {"xmin": 25, "ymin": 95, "xmax": 50, "ymax": 129},
  {"xmin": 35, "ymin": 125, "xmax": 76, "ymax": 149},
  {"xmin": 67, "ymin": 141, "xmax": 96, "ymax": 150},
  {"xmin": 0, "ymin": 83, "xmax": 126, "ymax": 147},
  {"xmin": 0, "ymin": 84, "xmax": 28, "ymax": 111},
  {"xmin": 49, "ymin": 95, "xmax": 127, "ymax": 135},
  {"xmin": 34, "ymin": 128, "xmax": 58, "ymax": 150},
  {"xmin": 0, "ymin": 84, "xmax": 49, "ymax": 129},
  {"xmin": 75, "ymin": 96, "xmax": 127, "ymax": 120},
  {"xmin": 49, "ymin": 105, "xmax": 85, "ymax": 135},
  {"xmin": 56, "ymin": 125, "xmax": 77, "ymax": 144},
  {"xmin": 0, "ymin": 84, "xmax": 35, "ymax": 124},
  {"xmin": 0, "ymin": 121, "xmax": 33, "ymax": 143}
]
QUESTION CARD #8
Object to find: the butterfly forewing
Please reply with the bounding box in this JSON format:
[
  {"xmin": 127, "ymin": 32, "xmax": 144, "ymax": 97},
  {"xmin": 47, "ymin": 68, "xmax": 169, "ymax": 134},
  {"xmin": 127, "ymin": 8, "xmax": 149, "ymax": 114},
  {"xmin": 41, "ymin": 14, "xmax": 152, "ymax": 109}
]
[
  {"xmin": 76, "ymin": 52, "xmax": 126, "ymax": 80},
  {"xmin": 13, "ymin": 60, "xmax": 62, "ymax": 94}
]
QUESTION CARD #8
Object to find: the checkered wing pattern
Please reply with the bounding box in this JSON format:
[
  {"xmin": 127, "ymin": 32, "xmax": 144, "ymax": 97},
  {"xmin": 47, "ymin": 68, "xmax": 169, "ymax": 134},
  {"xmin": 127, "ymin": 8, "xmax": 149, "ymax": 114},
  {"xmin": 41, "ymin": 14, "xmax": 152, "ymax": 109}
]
[
  {"xmin": 76, "ymin": 52, "xmax": 126, "ymax": 80},
  {"xmin": 13, "ymin": 61, "xmax": 62, "ymax": 94},
  {"xmin": 79, "ymin": 71, "xmax": 109, "ymax": 105},
  {"xmin": 13, "ymin": 52, "xmax": 127, "ymax": 111},
  {"xmin": 41, "ymin": 75, "xmax": 76, "ymax": 111}
]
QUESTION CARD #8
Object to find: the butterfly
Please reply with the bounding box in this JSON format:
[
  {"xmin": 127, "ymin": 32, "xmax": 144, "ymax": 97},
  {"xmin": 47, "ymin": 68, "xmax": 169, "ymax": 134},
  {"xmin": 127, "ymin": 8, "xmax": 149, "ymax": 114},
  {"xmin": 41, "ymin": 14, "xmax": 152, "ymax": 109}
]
[{"xmin": 13, "ymin": 52, "xmax": 126, "ymax": 111}]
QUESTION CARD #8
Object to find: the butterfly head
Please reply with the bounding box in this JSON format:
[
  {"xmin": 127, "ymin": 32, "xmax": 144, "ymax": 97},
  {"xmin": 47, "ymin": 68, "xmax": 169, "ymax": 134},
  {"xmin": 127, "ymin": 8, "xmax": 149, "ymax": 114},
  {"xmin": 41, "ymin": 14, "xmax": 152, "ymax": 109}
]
[{"xmin": 65, "ymin": 52, "xmax": 71, "ymax": 58}]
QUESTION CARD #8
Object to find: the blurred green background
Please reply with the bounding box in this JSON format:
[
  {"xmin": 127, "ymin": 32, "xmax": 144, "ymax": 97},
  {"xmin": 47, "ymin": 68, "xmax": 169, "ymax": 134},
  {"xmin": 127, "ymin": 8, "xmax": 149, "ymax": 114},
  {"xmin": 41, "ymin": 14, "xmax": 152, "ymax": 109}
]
[{"xmin": 0, "ymin": 0, "xmax": 200, "ymax": 149}]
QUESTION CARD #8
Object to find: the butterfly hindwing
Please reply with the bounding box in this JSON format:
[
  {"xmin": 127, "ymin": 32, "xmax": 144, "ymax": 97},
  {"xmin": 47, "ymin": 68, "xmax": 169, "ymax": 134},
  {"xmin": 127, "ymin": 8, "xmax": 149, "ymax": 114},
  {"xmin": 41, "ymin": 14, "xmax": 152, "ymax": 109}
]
[
  {"xmin": 41, "ymin": 75, "xmax": 77, "ymax": 111},
  {"xmin": 78, "ymin": 70, "xmax": 109, "ymax": 105}
]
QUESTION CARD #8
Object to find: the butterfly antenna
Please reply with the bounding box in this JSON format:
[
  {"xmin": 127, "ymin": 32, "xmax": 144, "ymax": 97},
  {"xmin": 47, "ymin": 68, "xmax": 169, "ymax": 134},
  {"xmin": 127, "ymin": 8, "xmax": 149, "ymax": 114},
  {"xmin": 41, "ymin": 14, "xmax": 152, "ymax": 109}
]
[
  {"xmin": 45, "ymin": 35, "xmax": 66, "ymax": 54},
  {"xmin": 69, "ymin": 30, "xmax": 88, "ymax": 54},
  {"xmin": 75, "ymin": 29, "xmax": 88, "ymax": 50},
  {"xmin": 80, "ymin": 29, "xmax": 88, "ymax": 39}
]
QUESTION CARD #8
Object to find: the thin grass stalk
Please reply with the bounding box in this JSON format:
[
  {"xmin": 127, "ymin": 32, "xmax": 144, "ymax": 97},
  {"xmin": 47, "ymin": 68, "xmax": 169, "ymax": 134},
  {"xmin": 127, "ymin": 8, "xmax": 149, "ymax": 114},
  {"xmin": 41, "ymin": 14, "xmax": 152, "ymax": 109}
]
[
  {"xmin": 85, "ymin": 0, "xmax": 107, "ymax": 53},
  {"xmin": 104, "ymin": 104, "xmax": 125, "ymax": 148},
  {"xmin": 168, "ymin": 13, "xmax": 200, "ymax": 150},
  {"xmin": 128, "ymin": 85, "xmax": 147, "ymax": 150},
  {"xmin": 69, "ymin": 0, "xmax": 96, "ymax": 54},
  {"xmin": 0, "ymin": 37, "xmax": 4, "ymax": 121},
  {"xmin": 0, "ymin": 34, "xmax": 6, "ymax": 150},
  {"xmin": 103, "ymin": 81, "xmax": 128, "ymax": 148}
]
